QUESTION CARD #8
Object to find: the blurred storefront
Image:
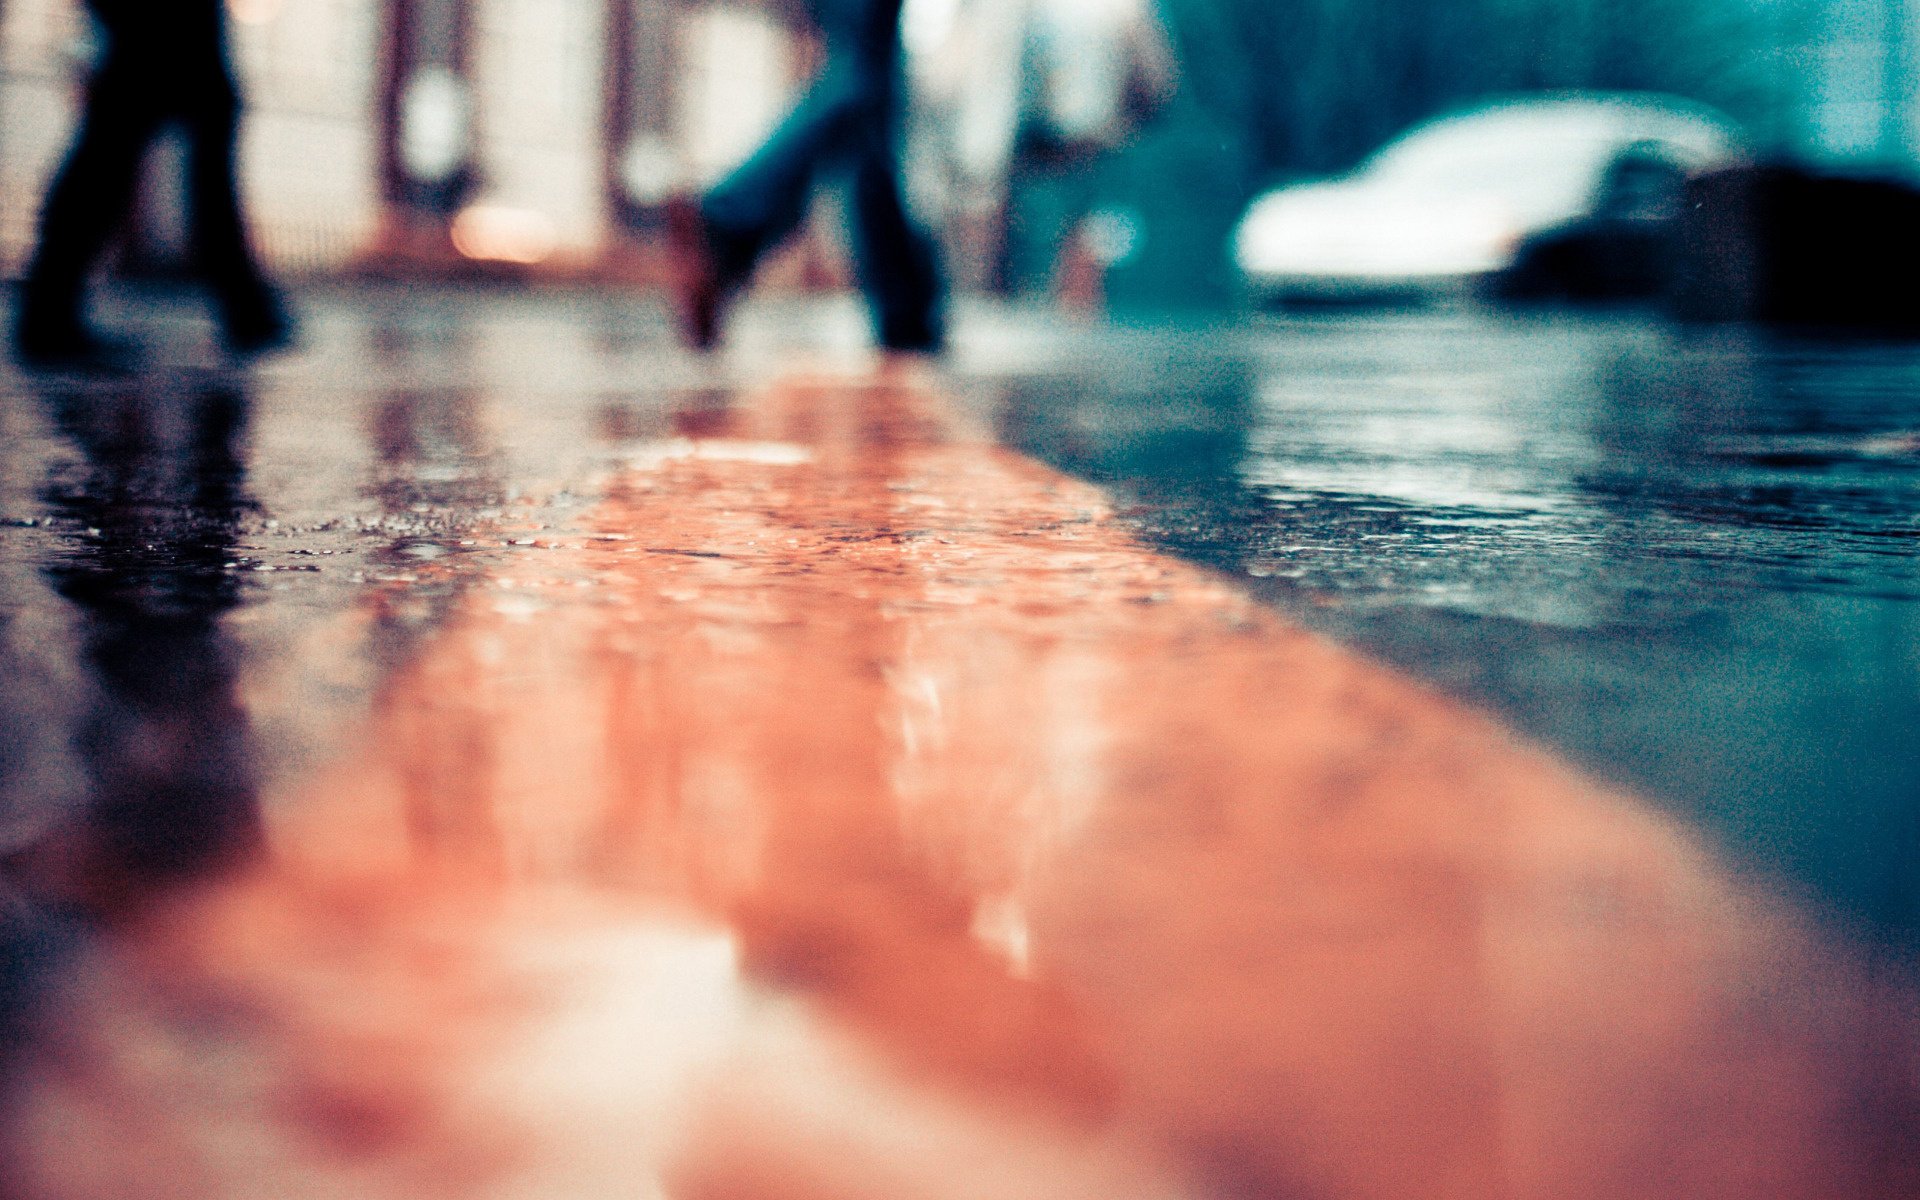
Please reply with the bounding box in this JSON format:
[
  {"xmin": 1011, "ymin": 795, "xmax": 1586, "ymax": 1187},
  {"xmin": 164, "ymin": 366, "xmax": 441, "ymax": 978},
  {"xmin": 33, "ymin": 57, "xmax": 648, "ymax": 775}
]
[
  {"xmin": 0, "ymin": 0, "xmax": 810, "ymax": 282},
  {"xmin": 1, "ymin": 0, "xmax": 1917, "ymax": 301},
  {"xmin": 1790, "ymin": 0, "xmax": 1920, "ymax": 171}
]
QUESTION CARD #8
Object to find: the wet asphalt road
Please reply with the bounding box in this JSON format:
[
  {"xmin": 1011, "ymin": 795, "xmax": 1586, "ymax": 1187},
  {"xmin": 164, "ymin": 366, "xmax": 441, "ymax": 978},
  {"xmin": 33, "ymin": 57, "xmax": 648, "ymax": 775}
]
[
  {"xmin": 1, "ymin": 286, "xmax": 1918, "ymax": 1197},
  {"xmin": 2, "ymin": 289, "xmax": 1916, "ymax": 962},
  {"xmin": 986, "ymin": 309, "xmax": 1920, "ymax": 959}
]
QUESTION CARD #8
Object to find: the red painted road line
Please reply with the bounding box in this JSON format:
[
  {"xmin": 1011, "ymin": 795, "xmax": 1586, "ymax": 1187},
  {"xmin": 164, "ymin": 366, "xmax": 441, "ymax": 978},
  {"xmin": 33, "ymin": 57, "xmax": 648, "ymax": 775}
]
[{"xmin": 6, "ymin": 373, "xmax": 1917, "ymax": 1200}]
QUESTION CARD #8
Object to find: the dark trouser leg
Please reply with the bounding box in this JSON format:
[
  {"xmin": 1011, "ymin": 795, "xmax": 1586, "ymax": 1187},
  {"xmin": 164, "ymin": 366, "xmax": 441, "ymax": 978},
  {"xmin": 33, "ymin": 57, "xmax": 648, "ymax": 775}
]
[
  {"xmin": 700, "ymin": 65, "xmax": 871, "ymax": 282},
  {"xmin": 698, "ymin": 0, "xmax": 941, "ymax": 346},
  {"xmin": 805, "ymin": 0, "xmax": 943, "ymax": 343},
  {"xmin": 701, "ymin": 60, "xmax": 944, "ymax": 347},
  {"xmin": 18, "ymin": 63, "xmax": 162, "ymax": 337},
  {"xmin": 847, "ymin": 123, "xmax": 944, "ymax": 350},
  {"xmin": 182, "ymin": 75, "xmax": 283, "ymax": 342}
]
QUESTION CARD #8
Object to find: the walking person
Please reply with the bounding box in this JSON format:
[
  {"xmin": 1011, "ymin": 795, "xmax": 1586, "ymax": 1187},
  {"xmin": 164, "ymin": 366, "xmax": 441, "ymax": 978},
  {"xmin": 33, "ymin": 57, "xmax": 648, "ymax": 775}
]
[
  {"xmin": 670, "ymin": 0, "xmax": 945, "ymax": 353},
  {"xmin": 13, "ymin": 0, "xmax": 293, "ymax": 367}
]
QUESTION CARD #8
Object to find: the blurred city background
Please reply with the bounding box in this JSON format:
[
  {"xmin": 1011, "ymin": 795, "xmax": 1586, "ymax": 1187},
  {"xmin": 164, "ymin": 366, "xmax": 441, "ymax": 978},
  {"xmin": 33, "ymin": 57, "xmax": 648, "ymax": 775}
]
[
  {"xmin": 2, "ymin": 0, "xmax": 1919, "ymax": 315},
  {"xmin": 3, "ymin": 5, "xmax": 1920, "ymax": 1196}
]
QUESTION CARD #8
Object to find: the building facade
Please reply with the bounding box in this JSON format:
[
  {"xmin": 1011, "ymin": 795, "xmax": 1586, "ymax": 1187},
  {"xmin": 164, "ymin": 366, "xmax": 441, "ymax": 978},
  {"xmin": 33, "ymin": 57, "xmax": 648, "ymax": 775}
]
[{"xmin": 1791, "ymin": 0, "xmax": 1920, "ymax": 170}]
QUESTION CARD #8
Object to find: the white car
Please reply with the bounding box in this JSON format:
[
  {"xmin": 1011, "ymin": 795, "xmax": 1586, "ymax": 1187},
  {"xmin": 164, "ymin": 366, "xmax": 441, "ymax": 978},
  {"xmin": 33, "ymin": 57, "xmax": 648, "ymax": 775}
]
[{"xmin": 1233, "ymin": 93, "xmax": 1747, "ymax": 301}]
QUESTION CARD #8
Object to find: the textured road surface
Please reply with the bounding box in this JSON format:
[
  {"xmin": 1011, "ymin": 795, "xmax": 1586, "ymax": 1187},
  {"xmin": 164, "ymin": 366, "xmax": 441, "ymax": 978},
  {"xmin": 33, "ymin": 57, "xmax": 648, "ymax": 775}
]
[{"xmin": 0, "ymin": 291, "xmax": 1915, "ymax": 1199}]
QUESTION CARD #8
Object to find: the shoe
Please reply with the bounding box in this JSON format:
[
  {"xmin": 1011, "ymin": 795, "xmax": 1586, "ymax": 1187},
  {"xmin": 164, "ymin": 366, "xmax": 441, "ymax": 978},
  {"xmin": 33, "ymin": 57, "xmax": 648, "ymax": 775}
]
[
  {"xmin": 664, "ymin": 195, "xmax": 726, "ymax": 351},
  {"xmin": 12, "ymin": 312, "xmax": 138, "ymax": 373},
  {"xmin": 221, "ymin": 292, "xmax": 298, "ymax": 358},
  {"xmin": 879, "ymin": 319, "xmax": 946, "ymax": 355}
]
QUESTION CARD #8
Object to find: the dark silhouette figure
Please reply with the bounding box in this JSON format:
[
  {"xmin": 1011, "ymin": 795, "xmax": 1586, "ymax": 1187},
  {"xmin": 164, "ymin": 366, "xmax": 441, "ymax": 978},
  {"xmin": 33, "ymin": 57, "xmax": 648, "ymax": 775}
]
[
  {"xmin": 13, "ymin": 0, "xmax": 292, "ymax": 366},
  {"xmin": 673, "ymin": 0, "xmax": 944, "ymax": 352}
]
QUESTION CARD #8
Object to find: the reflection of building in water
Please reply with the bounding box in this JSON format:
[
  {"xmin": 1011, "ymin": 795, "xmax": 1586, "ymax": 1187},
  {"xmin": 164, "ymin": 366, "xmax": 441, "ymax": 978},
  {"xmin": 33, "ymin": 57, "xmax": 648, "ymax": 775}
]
[{"xmin": 0, "ymin": 0, "xmax": 810, "ymax": 278}]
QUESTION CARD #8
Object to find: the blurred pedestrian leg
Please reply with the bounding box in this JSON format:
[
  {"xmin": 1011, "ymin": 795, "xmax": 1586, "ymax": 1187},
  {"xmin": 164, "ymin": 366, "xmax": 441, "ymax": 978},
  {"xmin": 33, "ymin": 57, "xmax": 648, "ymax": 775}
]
[
  {"xmin": 680, "ymin": 0, "xmax": 945, "ymax": 352},
  {"xmin": 14, "ymin": 0, "xmax": 292, "ymax": 367}
]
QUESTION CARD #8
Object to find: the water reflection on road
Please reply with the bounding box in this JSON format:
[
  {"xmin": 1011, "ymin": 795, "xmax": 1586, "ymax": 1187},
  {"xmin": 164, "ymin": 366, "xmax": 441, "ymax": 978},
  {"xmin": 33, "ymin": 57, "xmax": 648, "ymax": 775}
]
[
  {"xmin": 0, "ymin": 296, "xmax": 1914, "ymax": 1200},
  {"xmin": 0, "ymin": 379, "xmax": 266, "ymax": 1052},
  {"xmin": 990, "ymin": 309, "xmax": 1920, "ymax": 955}
]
